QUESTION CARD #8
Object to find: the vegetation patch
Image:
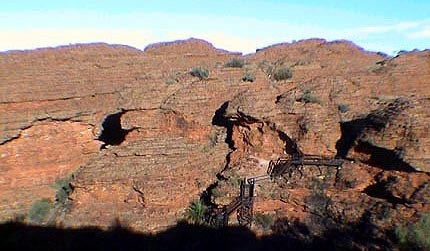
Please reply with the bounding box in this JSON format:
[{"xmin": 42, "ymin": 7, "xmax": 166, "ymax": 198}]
[
  {"xmin": 225, "ymin": 58, "xmax": 244, "ymax": 68},
  {"xmin": 254, "ymin": 212, "xmax": 275, "ymax": 230},
  {"xmin": 273, "ymin": 68, "xmax": 292, "ymax": 81},
  {"xmin": 201, "ymin": 130, "xmax": 219, "ymax": 152},
  {"xmin": 165, "ymin": 77, "xmax": 178, "ymax": 85},
  {"xmin": 184, "ymin": 199, "xmax": 207, "ymax": 225},
  {"xmin": 292, "ymin": 60, "xmax": 310, "ymax": 66},
  {"xmin": 208, "ymin": 131, "xmax": 219, "ymax": 147},
  {"xmin": 395, "ymin": 213, "xmax": 430, "ymax": 251},
  {"xmin": 242, "ymin": 73, "xmax": 256, "ymax": 82},
  {"xmin": 54, "ymin": 176, "xmax": 73, "ymax": 204},
  {"xmin": 298, "ymin": 90, "xmax": 322, "ymax": 104},
  {"xmin": 190, "ymin": 67, "xmax": 209, "ymax": 80},
  {"xmin": 27, "ymin": 198, "xmax": 53, "ymax": 224},
  {"xmin": 211, "ymin": 187, "xmax": 222, "ymax": 198},
  {"xmin": 227, "ymin": 172, "xmax": 242, "ymax": 188}
]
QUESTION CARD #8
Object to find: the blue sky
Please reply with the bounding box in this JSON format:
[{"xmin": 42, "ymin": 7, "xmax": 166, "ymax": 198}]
[{"xmin": 1, "ymin": 0, "xmax": 430, "ymax": 54}]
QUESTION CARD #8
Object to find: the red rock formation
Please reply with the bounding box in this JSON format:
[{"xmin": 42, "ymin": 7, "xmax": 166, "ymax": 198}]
[{"xmin": 0, "ymin": 39, "xmax": 429, "ymax": 249}]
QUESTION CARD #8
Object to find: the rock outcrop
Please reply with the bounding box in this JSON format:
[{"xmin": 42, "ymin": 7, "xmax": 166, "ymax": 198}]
[{"xmin": 1, "ymin": 38, "xmax": 429, "ymax": 249}]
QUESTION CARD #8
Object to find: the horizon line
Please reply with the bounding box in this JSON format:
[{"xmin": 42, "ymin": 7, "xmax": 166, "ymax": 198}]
[{"xmin": 1, "ymin": 36, "xmax": 416, "ymax": 56}]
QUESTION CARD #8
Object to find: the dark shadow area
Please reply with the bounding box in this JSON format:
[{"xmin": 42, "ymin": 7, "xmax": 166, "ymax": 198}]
[
  {"xmin": 98, "ymin": 111, "xmax": 133, "ymax": 148},
  {"xmin": 0, "ymin": 219, "xmax": 397, "ymax": 251},
  {"xmin": 211, "ymin": 101, "xmax": 236, "ymax": 175},
  {"xmin": 211, "ymin": 101, "xmax": 234, "ymax": 149},
  {"xmin": 335, "ymin": 118, "xmax": 367, "ymax": 158},
  {"xmin": 1, "ymin": 221, "xmax": 251, "ymax": 251},
  {"xmin": 363, "ymin": 181, "xmax": 409, "ymax": 205},
  {"xmin": 272, "ymin": 213, "xmax": 396, "ymax": 251},
  {"xmin": 336, "ymin": 98, "xmax": 411, "ymax": 160},
  {"xmin": 199, "ymin": 181, "xmax": 219, "ymax": 208},
  {"xmin": 354, "ymin": 142, "xmax": 415, "ymax": 172},
  {"xmin": 278, "ymin": 130, "xmax": 303, "ymax": 157}
]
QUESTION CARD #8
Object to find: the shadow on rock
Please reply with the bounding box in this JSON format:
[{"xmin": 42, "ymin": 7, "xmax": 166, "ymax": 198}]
[{"xmin": 0, "ymin": 218, "xmax": 398, "ymax": 251}]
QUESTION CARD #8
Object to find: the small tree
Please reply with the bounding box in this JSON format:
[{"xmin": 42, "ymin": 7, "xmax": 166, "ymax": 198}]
[
  {"xmin": 190, "ymin": 67, "xmax": 209, "ymax": 80},
  {"xmin": 185, "ymin": 199, "xmax": 207, "ymax": 225}
]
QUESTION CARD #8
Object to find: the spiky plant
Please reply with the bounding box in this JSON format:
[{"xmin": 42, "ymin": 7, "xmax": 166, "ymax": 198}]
[{"xmin": 185, "ymin": 199, "xmax": 207, "ymax": 225}]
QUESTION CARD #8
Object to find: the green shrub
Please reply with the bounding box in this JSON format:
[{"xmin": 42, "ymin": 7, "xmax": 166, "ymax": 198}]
[
  {"xmin": 302, "ymin": 93, "xmax": 322, "ymax": 104},
  {"xmin": 190, "ymin": 67, "xmax": 209, "ymax": 80},
  {"xmin": 254, "ymin": 212, "xmax": 274, "ymax": 230},
  {"xmin": 27, "ymin": 198, "xmax": 53, "ymax": 224},
  {"xmin": 54, "ymin": 176, "xmax": 73, "ymax": 204},
  {"xmin": 395, "ymin": 214, "xmax": 430, "ymax": 251},
  {"xmin": 211, "ymin": 188, "xmax": 222, "ymax": 198},
  {"xmin": 258, "ymin": 60, "xmax": 275, "ymax": 75},
  {"xmin": 273, "ymin": 68, "xmax": 292, "ymax": 81},
  {"xmin": 242, "ymin": 73, "xmax": 256, "ymax": 82},
  {"xmin": 227, "ymin": 172, "xmax": 242, "ymax": 187},
  {"xmin": 185, "ymin": 199, "xmax": 207, "ymax": 225},
  {"xmin": 225, "ymin": 58, "xmax": 244, "ymax": 68},
  {"xmin": 299, "ymin": 90, "xmax": 322, "ymax": 104},
  {"xmin": 165, "ymin": 77, "xmax": 177, "ymax": 85}
]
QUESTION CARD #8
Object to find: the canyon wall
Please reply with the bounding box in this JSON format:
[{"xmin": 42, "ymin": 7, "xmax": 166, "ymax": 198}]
[{"xmin": 1, "ymin": 39, "xmax": 429, "ymax": 248}]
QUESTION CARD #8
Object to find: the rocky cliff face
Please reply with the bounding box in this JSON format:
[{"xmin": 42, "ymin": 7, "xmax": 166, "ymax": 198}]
[{"xmin": 1, "ymin": 38, "xmax": 429, "ymax": 248}]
